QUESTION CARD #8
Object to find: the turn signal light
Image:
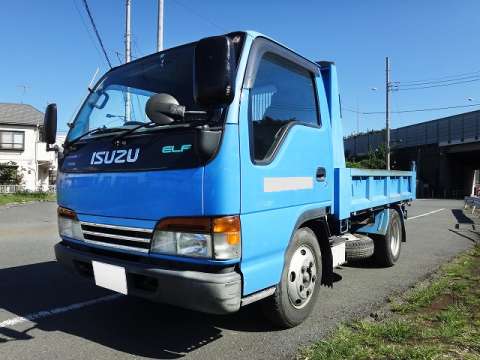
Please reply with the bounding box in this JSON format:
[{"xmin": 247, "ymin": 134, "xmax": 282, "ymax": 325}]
[
  {"xmin": 57, "ymin": 206, "xmax": 84, "ymax": 241},
  {"xmin": 58, "ymin": 206, "xmax": 77, "ymax": 219},
  {"xmin": 213, "ymin": 216, "xmax": 241, "ymax": 246}
]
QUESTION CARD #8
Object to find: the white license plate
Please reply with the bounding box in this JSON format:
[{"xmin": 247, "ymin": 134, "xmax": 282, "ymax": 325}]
[{"xmin": 92, "ymin": 261, "xmax": 128, "ymax": 295}]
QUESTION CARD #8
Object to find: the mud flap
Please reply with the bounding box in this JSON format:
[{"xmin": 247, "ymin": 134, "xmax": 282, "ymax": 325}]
[{"xmin": 312, "ymin": 219, "xmax": 335, "ymax": 287}]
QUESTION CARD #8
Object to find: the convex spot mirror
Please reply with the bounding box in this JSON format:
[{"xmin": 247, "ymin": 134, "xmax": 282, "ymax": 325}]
[
  {"xmin": 145, "ymin": 93, "xmax": 186, "ymax": 125},
  {"xmin": 194, "ymin": 35, "xmax": 236, "ymax": 107}
]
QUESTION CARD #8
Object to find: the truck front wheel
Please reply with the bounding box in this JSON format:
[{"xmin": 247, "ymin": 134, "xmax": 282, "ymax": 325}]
[
  {"xmin": 262, "ymin": 227, "xmax": 322, "ymax": 328},
  {"xmin": 373, "ymin": 209, "xmax": 403, "ymax": 267}
]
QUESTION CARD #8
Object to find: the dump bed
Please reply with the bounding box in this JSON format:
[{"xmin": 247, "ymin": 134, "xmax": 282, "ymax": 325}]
[{"xmin": 334, "ymin": 167, "xmax": 416, "ymax": 220}]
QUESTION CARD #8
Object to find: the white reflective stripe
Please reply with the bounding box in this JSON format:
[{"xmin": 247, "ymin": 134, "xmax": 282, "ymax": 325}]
[{"xmin": 264, "ymin": 177, "xmax": 314, "ymax": 192}]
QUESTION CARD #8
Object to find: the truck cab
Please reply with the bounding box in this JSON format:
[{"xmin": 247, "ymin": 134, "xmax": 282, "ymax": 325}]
[{"xmin": 45, "ymin": 31, "xmax": 415, "ymax": 328}]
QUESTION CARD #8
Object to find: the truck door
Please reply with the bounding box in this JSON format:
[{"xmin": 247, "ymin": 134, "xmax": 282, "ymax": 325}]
[{"xmin": 238, "ymin": 39, "xmax": 334, "ymax": 295}]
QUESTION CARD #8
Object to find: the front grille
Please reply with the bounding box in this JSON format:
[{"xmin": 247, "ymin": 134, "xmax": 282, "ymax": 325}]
[{"xmin": 80, "ymin": 222, "xmax": 153, "ymax": 253}]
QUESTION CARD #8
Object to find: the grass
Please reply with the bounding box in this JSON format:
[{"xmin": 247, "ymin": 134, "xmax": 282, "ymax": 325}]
[
  {"xmin": 0, "ymin": 192, "xmax": 56, "ymax": 206},
  {"xmin": 301, "ymin": 245, "xmax": 480, "ymax": 360}
]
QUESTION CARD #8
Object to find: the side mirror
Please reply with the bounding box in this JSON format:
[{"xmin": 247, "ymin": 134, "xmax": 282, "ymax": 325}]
[
  {"xmin": 145, "ymin": 93, "xmax": 186, "ymax": 125},
  {"xmin": 194, "ymin": 35, "xmax": 236, "ymax": 107},
  {"xmin": 43, "ymin": 103, "xmax": 57, "ymax": 150}
]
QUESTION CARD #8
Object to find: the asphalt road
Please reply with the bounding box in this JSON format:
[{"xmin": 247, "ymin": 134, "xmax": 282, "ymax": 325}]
[{"xmin": 0, "ymin": 200, "xmax": 477, "ymax": 360}]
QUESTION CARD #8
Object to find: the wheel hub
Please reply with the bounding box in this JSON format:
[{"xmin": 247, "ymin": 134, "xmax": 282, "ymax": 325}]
[{"xmin": 287, "ymin": 245, "xmax": 317, "ymax": 309}]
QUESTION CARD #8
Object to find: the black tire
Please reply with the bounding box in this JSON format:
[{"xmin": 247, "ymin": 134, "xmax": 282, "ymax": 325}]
[
  {"xmin": 345, "ymin": 235, "xmax": 374, "ymax": 261},
  {"xmin": 262, "ymin": 227, "xmax": 322, "ymax": 329},
  {"xmin": 373, "ymin": 209, "xmax": 403, "ymax": 267}
]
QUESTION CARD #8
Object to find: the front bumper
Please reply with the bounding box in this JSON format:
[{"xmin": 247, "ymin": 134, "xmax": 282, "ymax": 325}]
[{"xmin": 55, "ymin": 242, "xmax": 242, "ymax": 314}]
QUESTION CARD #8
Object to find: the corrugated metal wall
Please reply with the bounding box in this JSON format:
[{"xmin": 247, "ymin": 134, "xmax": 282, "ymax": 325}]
[{"xmin": 345, "ymin": 110, "xmax": 480, "ymax": 156}]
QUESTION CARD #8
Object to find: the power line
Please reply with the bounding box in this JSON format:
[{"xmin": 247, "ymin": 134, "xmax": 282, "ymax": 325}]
[
  {"xmin": 110, "ymin": 49, "xmax": 137, "ymax": 61},
  {"xmin": 72, "ymin": 0, "xmax": 104, "ymax": 61},
  {"xmin": 395, "ymin": 74, "xmax": 480, "ymax": 87},
  {"xmin": 132, "ymin": 36, "xmax": 143, "ymax": 58},
  {"xmin": 343, "ymin": 102, "xmax": 480, "ymax": 115},
  {"xmin": 81, "ymin": 0, "xmax": 113, "ymax": 68},
  {"xmin": 397, "ymin": 69, "xmax": 480, "ymax": 85},
  {"xmin": 395, "ymin": 77, "xmax": 480, "ymax": 91},
  {"xmin": 114, "ymin": 51, "xmax": 123, "ymax": 65},
  {"xmin": 171, "ymin": 0, "xmax": 226, "ymax": 32},
  {"xmin": 390, "ymin": 87, "xmax": 401, "ymax": 121}
]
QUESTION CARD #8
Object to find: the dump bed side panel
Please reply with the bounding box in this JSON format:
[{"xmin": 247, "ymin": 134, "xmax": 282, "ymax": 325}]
[{"xmin": 334, "ymin": 167, "xmax": 416, "ymax": 220}]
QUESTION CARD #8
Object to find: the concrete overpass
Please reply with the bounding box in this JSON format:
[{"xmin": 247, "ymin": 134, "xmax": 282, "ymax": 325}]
[{"xmin": 344, "ymin": 110, "xmax": 480, "ymax": 198}]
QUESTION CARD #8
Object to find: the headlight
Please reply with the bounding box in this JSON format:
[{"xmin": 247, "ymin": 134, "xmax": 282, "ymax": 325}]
[
  {"xmin": 151, "ymin": 216, "xmax": 241, "ymax": 260},
  {"xmin": 58, "ymin": 207, "xmax": 84, "ymax": 241},
  {"xmin": 152, "ymin": 231, "xmax": 212, "ymax": 258}
]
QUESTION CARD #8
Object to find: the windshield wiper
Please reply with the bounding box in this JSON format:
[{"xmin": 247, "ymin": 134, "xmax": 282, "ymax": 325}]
[
  {"xmin": 111, "ymin": 122, "xmax": 157, "ymax": 143},
  {"xmin": 111, "ymin": 118, "xmax": 209, "ymax": 143},
  {"xmin": 65, "ymin": 127, "xmax": 124, "ymax": 148}
]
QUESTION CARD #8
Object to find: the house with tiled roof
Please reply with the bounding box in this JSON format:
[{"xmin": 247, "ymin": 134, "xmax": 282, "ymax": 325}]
[{"xmin": 0, "ymin": 103, "xmax": 61, "ymax": 191}]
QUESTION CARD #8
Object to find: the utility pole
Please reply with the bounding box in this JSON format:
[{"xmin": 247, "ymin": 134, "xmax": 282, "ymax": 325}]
[
  {"xmin": 356, "ymin": 97, "xmax": 360, "ymax": 135},
  {"xmin": 385, "ymin": 57, "xmax": 391, "ymax": 170},
  {"xmin": 125, "ymin": 0, "xmax": 132, "ymax": 122},
  {"xmin": 157, "ymin": 0, "xmax": 164, "ymax": 52},
  {"xmin": 125, "ymin": 0, "xmax": 131, "ymax": 64}
]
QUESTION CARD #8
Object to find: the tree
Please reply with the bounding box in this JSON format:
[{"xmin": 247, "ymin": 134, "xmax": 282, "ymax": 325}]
[
  {"xmin": 0, "ymin": 161, "xmax": 24, "ymax": 185},
  {"xmin": 346, "ymin": 144, "xmax": 386, "ymax": 169}
]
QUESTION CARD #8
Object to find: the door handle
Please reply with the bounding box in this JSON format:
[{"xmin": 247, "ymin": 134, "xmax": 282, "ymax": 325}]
[{"xmin": 316, "ymin": 167, "xmax": 326, "ymax": 182}]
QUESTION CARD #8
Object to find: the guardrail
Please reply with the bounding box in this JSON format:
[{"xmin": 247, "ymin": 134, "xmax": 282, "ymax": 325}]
[
  {"xmin": 0, "ymin": 185, "xmax": 26, "ymax": 194},
  {"xmin": 464, "ymin": 196, "xmax": 480, "ymax": 215},
  {"xmin": 0, "ymin": 185, "xmax": 56, "ymax": 194}
]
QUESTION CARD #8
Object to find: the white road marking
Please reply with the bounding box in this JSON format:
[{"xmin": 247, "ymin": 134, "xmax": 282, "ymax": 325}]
[
  {"xmin": 407, "ymin": 208, "xmax": 445, "ymax": 220},
  {"xmin": 0, "ymin": 293, "xmax": 122, "ymax": 329}
]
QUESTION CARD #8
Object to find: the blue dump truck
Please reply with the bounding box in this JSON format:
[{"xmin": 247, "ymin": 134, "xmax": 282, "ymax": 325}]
[{"xmin": 42, "ymin": 31, "xmax": 415, "ymax": 328}]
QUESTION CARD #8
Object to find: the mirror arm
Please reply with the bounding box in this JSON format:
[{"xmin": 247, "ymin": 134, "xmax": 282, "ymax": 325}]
[
  {"xmin": 185, "ymin": 110, "xmax": 207, "ymax": 115},
  {"xmin": 46, "ymin": 144, "xmax": 59, "ymax": 152},
  {"xmin": 168, "ymin": 104, "xmax": 186, "ymax": 119}
]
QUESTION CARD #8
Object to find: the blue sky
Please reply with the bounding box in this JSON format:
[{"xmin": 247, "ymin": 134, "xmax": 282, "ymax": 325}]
[{"xmin": 1, "ymin": 0, "xmax": 479, "ymax": 135}]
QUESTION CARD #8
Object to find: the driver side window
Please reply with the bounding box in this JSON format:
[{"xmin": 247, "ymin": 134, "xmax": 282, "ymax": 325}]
[{"xmin": 250, "ymin": 53, "xmax": 319, "ymax": 162}]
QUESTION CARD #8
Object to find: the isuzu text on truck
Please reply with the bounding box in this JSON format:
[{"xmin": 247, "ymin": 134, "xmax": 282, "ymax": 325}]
[{"xmin": 42, "ymin": 31, "xmax": 415, "ymax": 328}]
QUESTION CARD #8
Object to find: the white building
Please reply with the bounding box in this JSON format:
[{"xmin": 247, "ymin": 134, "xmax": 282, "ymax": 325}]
[{"xmin": 0, "ymin": 103, "xmax": 64, "ymax": 191}]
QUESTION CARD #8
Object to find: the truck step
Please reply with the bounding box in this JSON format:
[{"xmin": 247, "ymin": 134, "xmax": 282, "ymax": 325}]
[{"xmin": 329, "ymin": 236, "xmax": 346, "ymax": 268}]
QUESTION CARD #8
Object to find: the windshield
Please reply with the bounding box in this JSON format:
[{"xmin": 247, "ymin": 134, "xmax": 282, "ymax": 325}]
[{"xmin": 67, "ymin": 42, "xmax": 208, "ymax": 142}]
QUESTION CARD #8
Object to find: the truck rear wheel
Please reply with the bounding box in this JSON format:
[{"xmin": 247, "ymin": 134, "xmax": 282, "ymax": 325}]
[
  {"xmin": 262, "ymin": 227, "xmax": 322, "ymax": 328},
  {"xmin": 373, "ymin": 209, "xmax": 403, "ymax": 267}
]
